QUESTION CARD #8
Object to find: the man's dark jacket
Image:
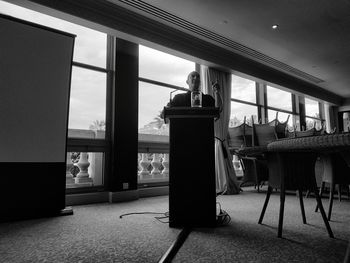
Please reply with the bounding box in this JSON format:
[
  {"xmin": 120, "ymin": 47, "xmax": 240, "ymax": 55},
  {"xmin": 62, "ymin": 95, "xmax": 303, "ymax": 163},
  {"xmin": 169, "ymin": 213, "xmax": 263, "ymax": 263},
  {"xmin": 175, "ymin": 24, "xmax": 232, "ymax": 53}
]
[{"xmin": 170, "ymin": 91, "xmax": 215, "ymax": 107}]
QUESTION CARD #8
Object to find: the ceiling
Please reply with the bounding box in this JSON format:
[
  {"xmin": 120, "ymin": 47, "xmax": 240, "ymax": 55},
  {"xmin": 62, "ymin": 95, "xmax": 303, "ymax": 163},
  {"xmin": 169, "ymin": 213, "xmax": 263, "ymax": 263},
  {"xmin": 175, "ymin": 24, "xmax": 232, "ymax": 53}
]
[{"xmin": 111, "ymin": 0, "xmax": 350, "ymax": 99}]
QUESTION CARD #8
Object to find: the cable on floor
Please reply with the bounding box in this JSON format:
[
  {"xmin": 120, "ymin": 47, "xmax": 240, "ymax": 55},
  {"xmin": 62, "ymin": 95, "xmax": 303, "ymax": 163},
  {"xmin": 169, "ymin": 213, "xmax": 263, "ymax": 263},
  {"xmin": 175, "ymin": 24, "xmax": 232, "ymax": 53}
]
[{"xmin": 119, "ymin": 211, "xmax": 169, "ymax": 223}]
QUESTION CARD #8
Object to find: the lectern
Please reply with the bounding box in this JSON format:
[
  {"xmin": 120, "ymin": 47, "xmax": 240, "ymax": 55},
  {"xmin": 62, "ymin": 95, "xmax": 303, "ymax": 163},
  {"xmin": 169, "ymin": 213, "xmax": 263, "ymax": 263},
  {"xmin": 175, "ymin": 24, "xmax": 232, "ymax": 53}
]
[{"xmin": 163, "ymin": 107, "xmax": 220, "ymax": 227}]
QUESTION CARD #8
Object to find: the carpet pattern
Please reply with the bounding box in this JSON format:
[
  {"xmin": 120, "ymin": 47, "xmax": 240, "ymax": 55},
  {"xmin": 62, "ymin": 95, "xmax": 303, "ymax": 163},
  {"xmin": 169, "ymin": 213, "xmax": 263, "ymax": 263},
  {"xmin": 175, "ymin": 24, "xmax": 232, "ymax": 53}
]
[
  {"xmin": 175, "ymin": 189, "xmax": 350, "ymax": 262},
  {"xmin": 0, "ymin": 197, "xmax": 178, "ymax": 263},
  {"xmin": 0, "ymin": 188, "xmax": 349, "ymax": 262}
]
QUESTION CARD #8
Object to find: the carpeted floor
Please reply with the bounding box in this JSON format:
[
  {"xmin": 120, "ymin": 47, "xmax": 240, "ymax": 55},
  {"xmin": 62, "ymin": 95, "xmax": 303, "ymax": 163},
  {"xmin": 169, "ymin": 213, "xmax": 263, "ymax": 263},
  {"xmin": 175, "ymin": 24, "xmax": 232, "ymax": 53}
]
[
  {"xmin": 0, "ymin": 188, "xmax": 349, "ymax": 262},
  {"xmin": 175, "ymin": 188, "xmax": 350, "ymax": 262}
]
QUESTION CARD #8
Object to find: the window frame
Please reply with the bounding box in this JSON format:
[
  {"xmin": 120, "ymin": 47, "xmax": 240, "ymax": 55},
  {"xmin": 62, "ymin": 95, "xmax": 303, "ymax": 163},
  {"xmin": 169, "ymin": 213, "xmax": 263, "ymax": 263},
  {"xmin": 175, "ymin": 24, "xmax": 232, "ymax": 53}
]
[{"xmin": 66, "ymin": 35, "xmax": 114, "ymax": 193}]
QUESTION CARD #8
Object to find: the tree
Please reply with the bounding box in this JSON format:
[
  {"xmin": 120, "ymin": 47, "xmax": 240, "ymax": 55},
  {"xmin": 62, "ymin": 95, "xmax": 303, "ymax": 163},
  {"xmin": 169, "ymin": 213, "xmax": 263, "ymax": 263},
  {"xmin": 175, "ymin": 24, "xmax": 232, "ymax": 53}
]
[
  {"xmin": 89, "ymin": 120, "xmax": 106, "ymax": 131},
  {"xmin": 229, "ymin": 116, "xmax": 241, "ymax": 127}
]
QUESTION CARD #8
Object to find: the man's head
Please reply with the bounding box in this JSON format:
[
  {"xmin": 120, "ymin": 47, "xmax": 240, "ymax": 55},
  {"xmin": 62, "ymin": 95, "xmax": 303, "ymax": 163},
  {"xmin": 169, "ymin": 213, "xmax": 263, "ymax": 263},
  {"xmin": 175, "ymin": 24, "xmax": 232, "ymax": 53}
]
[{"xmin": 186, "ymin": 71, "xmax": 200, "ymax": 91}]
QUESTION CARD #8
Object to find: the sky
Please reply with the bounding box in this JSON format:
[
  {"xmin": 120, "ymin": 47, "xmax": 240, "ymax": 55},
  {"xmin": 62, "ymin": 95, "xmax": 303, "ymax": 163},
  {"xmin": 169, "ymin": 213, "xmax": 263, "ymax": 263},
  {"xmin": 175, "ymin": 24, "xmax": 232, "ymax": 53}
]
[{"xmin": 0, "ymin": 0, "xmax": 320, "ymax": 131}]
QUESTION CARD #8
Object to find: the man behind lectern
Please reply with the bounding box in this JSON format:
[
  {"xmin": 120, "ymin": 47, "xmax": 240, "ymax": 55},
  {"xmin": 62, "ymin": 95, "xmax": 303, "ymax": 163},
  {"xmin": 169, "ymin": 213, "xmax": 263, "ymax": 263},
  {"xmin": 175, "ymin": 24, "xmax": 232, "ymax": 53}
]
[{"xmin": 168, "ymin": 71, "xmax": 215, "ymax": 107}]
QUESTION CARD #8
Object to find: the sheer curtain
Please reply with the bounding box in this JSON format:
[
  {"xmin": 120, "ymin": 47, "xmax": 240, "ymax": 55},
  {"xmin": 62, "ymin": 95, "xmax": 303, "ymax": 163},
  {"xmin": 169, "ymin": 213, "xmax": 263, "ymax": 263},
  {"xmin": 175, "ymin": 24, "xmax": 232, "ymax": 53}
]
[{"xmin": 201, "ymin": 65, "xmax": 240, "ymax": 194}]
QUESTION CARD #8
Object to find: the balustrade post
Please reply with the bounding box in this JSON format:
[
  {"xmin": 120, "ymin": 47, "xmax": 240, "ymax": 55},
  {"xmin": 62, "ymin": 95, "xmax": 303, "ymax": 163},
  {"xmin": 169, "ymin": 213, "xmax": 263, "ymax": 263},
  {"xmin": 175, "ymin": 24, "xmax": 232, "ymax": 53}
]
[
  {"xmin": 151, "ymin": 153, "xmax": 162, "ymax": 178},
  {"xmin": 75, "ymin": 152, "xmax": 93, "ymax": 186},
  {"xmin": 161, "ymin": 153, "xmax": 169, "ymax": 178},
  {"xmin": 139, "ymin": 153, "xmax": 151, "ymax": 179}
]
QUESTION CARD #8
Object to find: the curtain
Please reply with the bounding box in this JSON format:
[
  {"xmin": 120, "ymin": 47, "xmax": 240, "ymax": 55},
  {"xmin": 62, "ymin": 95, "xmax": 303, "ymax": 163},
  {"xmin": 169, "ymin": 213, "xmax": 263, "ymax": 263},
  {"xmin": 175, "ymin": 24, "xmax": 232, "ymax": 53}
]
[
  {"xmin": 324, "ymin": 104, "xmax": 338, "ymax": 133},
  {"xmin": 201, "ymin": 65, "xmax": 240, "ymax": 194}
]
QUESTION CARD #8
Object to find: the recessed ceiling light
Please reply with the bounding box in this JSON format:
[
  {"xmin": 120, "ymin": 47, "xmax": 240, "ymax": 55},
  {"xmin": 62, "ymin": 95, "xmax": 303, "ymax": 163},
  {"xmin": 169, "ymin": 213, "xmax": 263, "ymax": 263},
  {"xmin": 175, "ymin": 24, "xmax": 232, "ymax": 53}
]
[{"xmin": 272, "ymin": 24, "xmax": 279, "ymax": 30}]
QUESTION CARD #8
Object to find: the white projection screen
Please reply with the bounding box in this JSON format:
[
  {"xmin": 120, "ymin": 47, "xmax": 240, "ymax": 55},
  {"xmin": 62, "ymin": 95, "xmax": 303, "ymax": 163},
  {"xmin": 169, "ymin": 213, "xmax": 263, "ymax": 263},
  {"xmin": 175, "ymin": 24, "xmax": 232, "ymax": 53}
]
[{"xmin": 0, "ymin": 14, "xmax": 75, "ymax": 163}]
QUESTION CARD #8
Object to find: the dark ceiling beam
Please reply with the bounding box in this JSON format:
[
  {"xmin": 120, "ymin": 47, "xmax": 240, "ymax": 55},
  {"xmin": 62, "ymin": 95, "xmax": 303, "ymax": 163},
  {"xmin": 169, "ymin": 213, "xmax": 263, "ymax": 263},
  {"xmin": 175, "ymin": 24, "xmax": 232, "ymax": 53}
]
[{"xmin": 27, "ymin": 0, "xmax": 343, "ymax": 105}]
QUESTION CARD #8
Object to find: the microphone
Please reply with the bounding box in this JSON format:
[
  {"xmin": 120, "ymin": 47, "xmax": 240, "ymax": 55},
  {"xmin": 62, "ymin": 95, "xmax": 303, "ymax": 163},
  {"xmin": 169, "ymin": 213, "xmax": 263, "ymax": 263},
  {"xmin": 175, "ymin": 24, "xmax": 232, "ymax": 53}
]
[{"xmin": 169, "ymin": 89, "xmax": 177, "ymax": 103}]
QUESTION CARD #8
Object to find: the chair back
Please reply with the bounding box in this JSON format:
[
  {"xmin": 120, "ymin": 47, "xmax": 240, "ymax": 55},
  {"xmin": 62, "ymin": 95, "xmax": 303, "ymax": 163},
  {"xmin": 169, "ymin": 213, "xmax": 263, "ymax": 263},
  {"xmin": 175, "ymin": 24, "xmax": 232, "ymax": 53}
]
[
  {"xmin": 228, "ymin": 124, "xmax": 245, "ymax": 149},
  {"xmin": 228, "ymin": 117, "xmax": 253, "ymax": 148},
  {"xmin": 244, "ymin": 123, "xmax": 253, "ymax": 147},
  {"xmin": 252, "ymin": 116, "xmax": 278, "ymax": 147},
  {"xmin": 268, "ymin": 114, "xmax": 290, "ymax": 139},
  {"xmin": 314, "ymin": 121, "xmax": 326, "ymax": 135}
]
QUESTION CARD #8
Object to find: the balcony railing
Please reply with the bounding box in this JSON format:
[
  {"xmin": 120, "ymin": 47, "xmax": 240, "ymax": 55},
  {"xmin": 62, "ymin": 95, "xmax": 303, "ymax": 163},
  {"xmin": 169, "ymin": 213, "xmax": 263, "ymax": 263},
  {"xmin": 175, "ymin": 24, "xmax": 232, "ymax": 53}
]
[
  {"xmin": 66, "ymin": 129, "xmax": 105, "ymax": 189},
  {"xmin": 138, "ymin": 153, "xmax": 169, "ymax": 184},
  {"xmin": 66, "ymin": 151, "xmax": 104, "ymax": 188},
  {"xmin": 138, "ymin": 133, "xmax": 169, "ymax": 186},
  {"xmin": 65, "ymin": 130, "xmax": 242, "ymax": 188}
]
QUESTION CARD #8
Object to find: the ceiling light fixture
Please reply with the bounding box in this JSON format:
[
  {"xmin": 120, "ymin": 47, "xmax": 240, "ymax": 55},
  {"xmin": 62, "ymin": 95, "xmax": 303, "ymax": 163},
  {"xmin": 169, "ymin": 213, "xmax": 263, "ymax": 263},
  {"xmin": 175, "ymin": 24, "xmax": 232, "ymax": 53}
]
[{"xmin": 272, "ymin": 24, "xmax": 279, "ymax": 30}]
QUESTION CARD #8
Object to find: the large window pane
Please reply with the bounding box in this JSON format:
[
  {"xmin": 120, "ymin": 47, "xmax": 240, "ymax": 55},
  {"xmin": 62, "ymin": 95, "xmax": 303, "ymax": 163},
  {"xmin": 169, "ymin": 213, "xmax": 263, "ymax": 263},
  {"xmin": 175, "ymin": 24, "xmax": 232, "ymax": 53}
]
[
  {"xmin": 138, "ymin": 82, "xmax": 175, "ymax": 136},
  {"xmin": 139, "ymin": 45, "xmax": 195, "ymax": 87},
  {"xmin": 230, "ymin": 101, "xmax": 258, "ymax": 127},
  {"xmin": 267, "ymin": 86, "xmax": 292, "ymax": 111},
  {"xmin": 306, "ymin": 117, "xmax": 322, "ymax": 130},
  {"xmin": 231, "ymin": 75, "xmax": 256, "ymax": 103},
  {"xmin": 305, "ymin": 98, "xmax": 319, "ymax": 118},
  {"xmin": 0, "ymin": 1, "xmax": 107, "ymax": 68},
  {"xmin": 68, "ymin": 67, "xmax": 106, "ymax": 138}
]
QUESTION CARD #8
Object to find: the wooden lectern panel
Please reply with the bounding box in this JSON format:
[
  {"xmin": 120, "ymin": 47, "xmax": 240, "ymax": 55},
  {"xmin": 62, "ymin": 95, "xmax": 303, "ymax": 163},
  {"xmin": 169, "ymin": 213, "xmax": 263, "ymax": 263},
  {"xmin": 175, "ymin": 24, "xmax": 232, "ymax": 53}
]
[{"xmin": 164, "ymin": 107, "xmax": 219, "ymax": 227}]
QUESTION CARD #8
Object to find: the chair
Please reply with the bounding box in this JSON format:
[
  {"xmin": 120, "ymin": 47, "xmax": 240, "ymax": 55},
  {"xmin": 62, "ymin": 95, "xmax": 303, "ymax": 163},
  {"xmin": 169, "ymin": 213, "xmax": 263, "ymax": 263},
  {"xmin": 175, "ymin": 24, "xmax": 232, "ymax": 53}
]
[
  {"xmin": 228, "ymin": 121, "xmax": 248, "ymax": 150},
  {"xmin": 258, "ymin": 149, "xmax": 334, "ymax": 238},
  {"xmin": 315, "ymin": 153, "xmax": 350, "ymax": 220},
  {"xmin": 244, "ymin": 117, "xmax": 280, "ymax": 190},
  {"xmin": 228, "ymin": 117, "xmax": 265, "ymax": 190},
  {"xmin": 253, "ymin": 122, "xmax": 278, "ymax": 147}
]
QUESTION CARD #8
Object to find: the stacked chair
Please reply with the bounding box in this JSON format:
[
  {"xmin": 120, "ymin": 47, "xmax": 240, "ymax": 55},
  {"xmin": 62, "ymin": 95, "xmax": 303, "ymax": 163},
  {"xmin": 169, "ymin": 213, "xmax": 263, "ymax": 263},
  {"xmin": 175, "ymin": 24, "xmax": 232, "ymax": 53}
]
[
  {"xmin": 296, "ymin": 124, "xmax": 350, "ymax": 221},
  {"xmin": 227, "ymin": 117, "xmax": 268, "ymax": 191},
  {"xmin": 229, "ymin": 114, "xmax": 337, "ymax": 238},
  {"xmin": 258, "ymin": 124, "xmax": 335, "ymax": 238},
  {"xmin": 315, "ymin": 148, "xmax": 350, "ymax": 221},
  {"xmin": 227, "ymin": 114, "xmax": 289, "ymax": 192}
]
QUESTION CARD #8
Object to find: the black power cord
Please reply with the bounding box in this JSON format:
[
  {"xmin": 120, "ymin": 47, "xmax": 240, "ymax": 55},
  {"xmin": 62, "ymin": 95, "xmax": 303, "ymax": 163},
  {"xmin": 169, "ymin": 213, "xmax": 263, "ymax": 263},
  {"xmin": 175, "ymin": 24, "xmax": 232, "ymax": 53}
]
[{"xmin": 119, "ymin": 211, "xmax": 170, "ymax": 223}]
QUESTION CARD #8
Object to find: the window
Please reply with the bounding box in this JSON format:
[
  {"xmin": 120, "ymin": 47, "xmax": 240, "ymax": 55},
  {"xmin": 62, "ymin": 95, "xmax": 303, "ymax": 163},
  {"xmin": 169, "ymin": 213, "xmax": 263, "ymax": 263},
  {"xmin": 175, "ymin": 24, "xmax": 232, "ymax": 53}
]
[
  {"xmin": 230, "ymin": 101, "xmax": 258, "ymax": 126},
  {"xmin": 139, "ymin": 45, "xmax": 194, "ymax": 87},
  {"xmin": 231, "ymin": 75, "xmax": 256, "ymax": 103},
  {"xmin": 305, "ymin": 98, "xmax": 320, "ymax": 118},
  {"xmin": 138, "ymin": 82, "xmax": 172, "ymax": 136},
  {"xmin": 266, "ymin": 85, "xmax": 294, "ymax": 129},
  {"xmin": 230, "ymin": 74, "xmax": 258, "ymax": 126},
  {"xmin": 138, "ymin": 45, "xmax": 195, "ymax": 136},
  {"xmin": 266, "ymin": 86, "xmax": 292, "ymax": 112},
  {"xmin": 69, "ymin": 67, "xmax": 107, "ymax": 133},
  {"xmin": 305, "ymin": 98, "xmax": 322, "ymax": 130}
]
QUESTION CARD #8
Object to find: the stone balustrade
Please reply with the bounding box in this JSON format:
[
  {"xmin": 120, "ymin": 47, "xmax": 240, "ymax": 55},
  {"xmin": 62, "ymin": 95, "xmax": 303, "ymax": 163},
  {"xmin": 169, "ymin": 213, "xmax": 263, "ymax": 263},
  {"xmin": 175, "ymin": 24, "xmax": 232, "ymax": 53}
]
[
  {"xmin": 138, "ymin": 153, "xmax": 169, "ymax": 184},
  {"xmin": 66, "ymin": 129, "xmax": 170, "ymax": 188},
  {"xmin": 66, "ymin": 129, "xmax": 242, "ymax": 188}
]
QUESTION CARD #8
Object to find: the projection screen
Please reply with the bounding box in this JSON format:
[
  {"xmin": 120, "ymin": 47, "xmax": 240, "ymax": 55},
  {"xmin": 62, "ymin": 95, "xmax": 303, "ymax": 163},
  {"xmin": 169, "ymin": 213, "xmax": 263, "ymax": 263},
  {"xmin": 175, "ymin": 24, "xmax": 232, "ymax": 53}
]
[{"xmin": 0, "ymin": 14, "xmax": 75, "ymax": 163}]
